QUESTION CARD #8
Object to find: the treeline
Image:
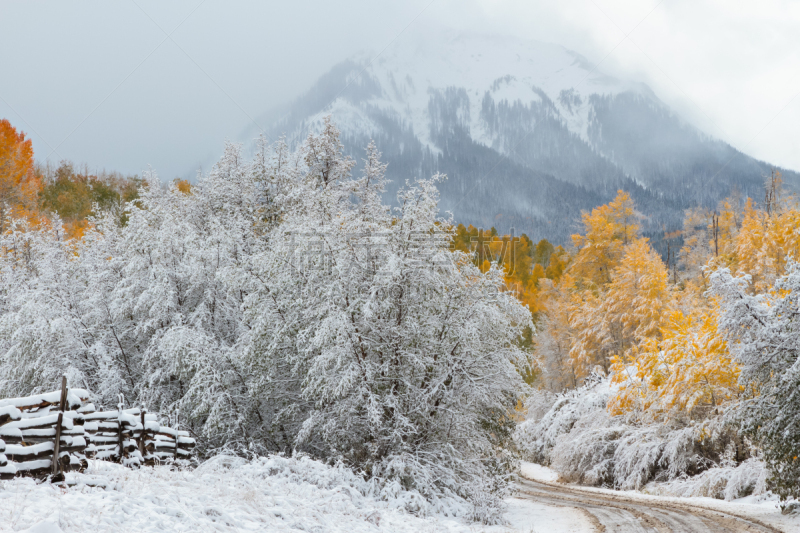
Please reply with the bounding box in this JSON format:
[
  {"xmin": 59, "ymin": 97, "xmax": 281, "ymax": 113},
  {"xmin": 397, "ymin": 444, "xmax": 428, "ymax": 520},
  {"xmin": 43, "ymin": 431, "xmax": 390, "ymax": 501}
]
[
  {"xmin": 0, "ymin": 118, "xmax": 147, "ymax": 238},
  {"xmin": 451, "ymin": 225, "xmax": 568, "ymax": 317},
  {"xmin": 36, "ymin": 161, "xmax": 141, "ymax": 236}
]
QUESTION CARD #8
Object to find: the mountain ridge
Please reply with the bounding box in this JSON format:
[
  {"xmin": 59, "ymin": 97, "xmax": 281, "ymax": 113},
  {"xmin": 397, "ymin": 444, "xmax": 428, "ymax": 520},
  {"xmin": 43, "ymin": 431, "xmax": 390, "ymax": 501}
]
[{"xmin": 247, "ymin": 31, "xmax": 799, "ymax": 248}]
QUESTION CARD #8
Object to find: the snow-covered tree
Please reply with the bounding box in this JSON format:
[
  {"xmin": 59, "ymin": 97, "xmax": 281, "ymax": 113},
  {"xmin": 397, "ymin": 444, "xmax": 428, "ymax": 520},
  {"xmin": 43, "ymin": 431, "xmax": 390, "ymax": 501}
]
[
  {"xmin": 0, "ymin": 139, "xmax": 283, "ymax": 453},
  {"xmin": 0, "ymin": 216, "xmax": 105, "ymax": 396},
  {"xmin": 711, "ymin": 264, "xmax": 800, "ymax": 500},
  {"xmin": 533, "ymin": 283, "xmax": 577, "ymax": 392},
  {"xmin": 0, "ymin": 118, "xmax": 531, "ymax": 520},
  {"xmin": 241, "ymin": 118, "xmax": 531, "ymax": 521}
]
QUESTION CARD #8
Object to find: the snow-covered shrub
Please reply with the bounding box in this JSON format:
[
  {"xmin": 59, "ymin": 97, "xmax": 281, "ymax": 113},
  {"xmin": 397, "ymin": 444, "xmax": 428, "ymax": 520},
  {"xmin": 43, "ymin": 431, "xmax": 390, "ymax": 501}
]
[
  {"xmin": 645, "ymin": 458, "xmax": 768, "ymax": 500},
  {"xmin": 516, "ymin": 377, "xmax": 755, "ymax": 496},
  {"xmin": 523, "ymin": 389, "xmax": 557, "ymax": 422},
  {"xmin": 550, "ymin": 419, "xmax": 622, "ymax": 485},
  {"xmin": 514, "ymin": 376, "xmax": 608, "ymax": 465},
  {"xmin": 0, "ymin": 141, "xmax": 279, "ymax": 454},
  {"xmin": 515, "ymin": 377, "xmax": 609, "ymax": 465}
]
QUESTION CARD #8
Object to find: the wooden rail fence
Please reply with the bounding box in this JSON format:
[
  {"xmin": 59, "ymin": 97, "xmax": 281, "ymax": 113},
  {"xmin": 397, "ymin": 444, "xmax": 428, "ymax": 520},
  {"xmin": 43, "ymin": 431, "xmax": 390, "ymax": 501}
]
[{"xmin": 0, "ymin": 377, "xmax": 195, "ymax": 481}]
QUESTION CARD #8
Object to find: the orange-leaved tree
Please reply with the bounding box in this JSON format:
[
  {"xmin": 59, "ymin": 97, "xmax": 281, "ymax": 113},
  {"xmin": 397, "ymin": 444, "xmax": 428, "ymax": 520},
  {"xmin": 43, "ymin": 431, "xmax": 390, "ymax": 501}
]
[{"xmin": 0, "ymin": 119, "xmax": 41, "ymax": 228}]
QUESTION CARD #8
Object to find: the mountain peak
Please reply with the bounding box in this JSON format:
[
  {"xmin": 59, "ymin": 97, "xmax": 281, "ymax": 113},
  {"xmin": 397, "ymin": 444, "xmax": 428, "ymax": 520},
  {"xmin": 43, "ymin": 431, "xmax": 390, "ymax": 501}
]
[{"xmin": 256, "ymin": 31, "xmax": 798, "ymax": 249}]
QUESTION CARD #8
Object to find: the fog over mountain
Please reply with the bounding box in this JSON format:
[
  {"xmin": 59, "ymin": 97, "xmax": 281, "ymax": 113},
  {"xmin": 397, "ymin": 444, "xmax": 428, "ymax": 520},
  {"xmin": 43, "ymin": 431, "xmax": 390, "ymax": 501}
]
[{"xmin": 249, "ymin": 31, "xmax": 799, "ymax": 249}]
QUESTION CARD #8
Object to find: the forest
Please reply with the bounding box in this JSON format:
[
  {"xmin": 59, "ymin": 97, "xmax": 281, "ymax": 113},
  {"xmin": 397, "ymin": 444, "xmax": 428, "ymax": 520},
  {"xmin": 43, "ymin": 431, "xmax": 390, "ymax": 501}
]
[{"xmin": 0, "ymin": 115, "xmax": 799, "ymax": 519}]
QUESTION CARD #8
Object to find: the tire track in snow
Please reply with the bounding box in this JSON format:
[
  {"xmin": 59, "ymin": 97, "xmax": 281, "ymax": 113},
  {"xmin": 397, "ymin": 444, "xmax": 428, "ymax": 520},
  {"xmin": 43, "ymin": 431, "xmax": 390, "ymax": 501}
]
[{"xmin": 515, "ymin": 477, "xmax": 782, "ymax": 533}]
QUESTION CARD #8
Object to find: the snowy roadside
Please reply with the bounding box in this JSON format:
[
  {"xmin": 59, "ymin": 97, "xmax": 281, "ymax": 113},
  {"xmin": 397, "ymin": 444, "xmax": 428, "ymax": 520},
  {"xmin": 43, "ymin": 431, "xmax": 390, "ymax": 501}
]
[
  {"xmin": 520, "ymin": 461, "xmax": 800, "ymax": 532},
  {"xmin": 0, "ymin": 457, "xmax": 467, "ymax": 533},
  {"xmin": 499, "ymin": 497, "xmax": 595, "ymax": 533},
  {"xmin": 0, "ymin": 456, "xmax": 593, "ymax": 533}
]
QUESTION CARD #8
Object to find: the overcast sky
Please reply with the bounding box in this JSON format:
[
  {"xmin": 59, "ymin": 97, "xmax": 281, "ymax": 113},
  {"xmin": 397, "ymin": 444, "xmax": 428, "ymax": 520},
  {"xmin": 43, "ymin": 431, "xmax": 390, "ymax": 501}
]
[{"xmin": 1, "ymin": 0, "xmax": 798, "ymax": 179}]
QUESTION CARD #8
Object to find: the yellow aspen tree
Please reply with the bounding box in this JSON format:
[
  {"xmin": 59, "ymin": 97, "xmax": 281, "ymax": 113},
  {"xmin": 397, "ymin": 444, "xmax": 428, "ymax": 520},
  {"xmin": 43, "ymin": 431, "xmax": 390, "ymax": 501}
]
[
  {"xmin": 771, "ymin": 207, "xmax": 800, "ymax": 265},
  {"xmin": 570, "ymin": 190, "xmax": 638, "ymax": 288},
  {"xmin": 610, "ymin": 307, "xmax": 740, "ymax": 416},
  {"xmin": 707, "ymin": 197, "xmax": 742, "ymax": 272},
  {"xmin": 735, "ymin": 198, "xmax": 774, "ymax": 292},
  {"xmin": 679, "ymin": 195, "xmax": 742, "ymax": 295},
  {"xmin": 659, "ymin": 308, "xmax": 740, "ymax": 412},
  {"xmin": 605, "ymin": 238, "xmax": 672, "ymax": 350},
  {"xmin": 603, "ymin": 238, "xmax": 675, "ymax": 414},
  {"xmin": 679, "ymin": 207, "xmax": 713, "ymax": 293},
  {"xmin": 545, "ymin": 245, "xmax": 569, "ymax": 281},
  {"xmin": 565, "ymin": 192, "xmax": 646, "ymax": 380}
]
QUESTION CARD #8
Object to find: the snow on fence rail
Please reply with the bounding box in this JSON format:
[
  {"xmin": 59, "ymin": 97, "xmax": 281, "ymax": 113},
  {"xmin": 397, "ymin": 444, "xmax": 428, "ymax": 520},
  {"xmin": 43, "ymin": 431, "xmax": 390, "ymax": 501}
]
[{"xmin": 0, "ymin": 377, "xmax": 195, "ymax": 481}]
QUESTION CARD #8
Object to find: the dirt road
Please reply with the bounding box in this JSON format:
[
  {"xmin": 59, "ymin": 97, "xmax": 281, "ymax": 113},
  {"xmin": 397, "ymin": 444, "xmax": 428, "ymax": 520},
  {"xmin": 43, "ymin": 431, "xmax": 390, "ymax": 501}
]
[{"xmin": 516, "ymin": 476, "xmax": 785, "ymax": 533}]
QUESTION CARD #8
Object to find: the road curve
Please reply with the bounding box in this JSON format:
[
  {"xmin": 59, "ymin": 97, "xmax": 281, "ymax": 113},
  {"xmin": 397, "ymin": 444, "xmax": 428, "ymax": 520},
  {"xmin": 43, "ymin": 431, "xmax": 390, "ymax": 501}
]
[{"xmin": 515, "ymin": 477, "xmax": 784, "ymax": 533}]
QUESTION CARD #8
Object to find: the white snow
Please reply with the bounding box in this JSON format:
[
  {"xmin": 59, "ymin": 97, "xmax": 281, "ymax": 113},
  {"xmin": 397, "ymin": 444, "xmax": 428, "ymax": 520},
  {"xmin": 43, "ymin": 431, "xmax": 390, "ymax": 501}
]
[
  {"xmin": 0, "ymin": 406, "xmax": 20, "ymax": 420},
  {"xmin": 300, "ymin": 30, "xmax": 644, "ymax": 153},
  {"xmin": 0, "ymin": 456, "xmax": 603, "ymax": 533},
  {"xmin": 21, "ymin": 520, "xmax": 63, "ymax": 533},
  {"xmin": 501, "ymin": 498, "xmax": 595, "ymax": 533},
  {"xmin": 520, "ymin": 462, "xmax": 559, "ymax": 483},
  {"xmin": 3, "ymin": 415, "xmax": 72, "ymax": 431},
  {"xmin": 0, "ymin": 390, "xmax": 88, "ymax": 411},
  {"xmin": 8, "ymin": 448, "xmax": 790, "ymax": 533}
]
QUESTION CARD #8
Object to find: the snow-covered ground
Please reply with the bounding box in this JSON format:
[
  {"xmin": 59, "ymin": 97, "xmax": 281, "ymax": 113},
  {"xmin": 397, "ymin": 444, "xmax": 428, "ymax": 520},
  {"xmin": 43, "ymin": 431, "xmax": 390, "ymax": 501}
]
[
  {"xmin": 4, "ymin": 457, "xmax": 794, "ymax": 532},
  {"xmin": 0, "ymin": 456, "xmax": 590, "ymax": 533},
  {"xmin": 521, "ymin": 461, "xmax": 800, "ymax": 532},
  {"xmin": 502, "ymin": 498, "xmax": 594, "ymax": 533}
]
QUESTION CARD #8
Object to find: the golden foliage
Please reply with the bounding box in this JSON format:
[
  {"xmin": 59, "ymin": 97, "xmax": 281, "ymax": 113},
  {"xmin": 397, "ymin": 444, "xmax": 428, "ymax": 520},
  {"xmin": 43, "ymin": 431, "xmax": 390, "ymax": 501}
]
[
  {"xmin": 609, "ymin": 306, "xmax": 740, "ymax": 416},
  {"xmin": 465, "ymin": 177, "xmax": 796, "ymax": 418},
  {"xmin": 537, "ymin": 189, "xmax": 746, "ymax": 417},
  {"xmin": 568, "ymin": 237, "xmax": 672, "ymax": 379},
  {"xmin": 570, "ymin": 190, "xmax": 638, "ymax": 287},
  {"xmin": 452, "ymin": 224, "xmax": 567, "ymax": 317},
  {"xmin": 175, "ymin": 179, "xmax": 192, "ymax": 195}
]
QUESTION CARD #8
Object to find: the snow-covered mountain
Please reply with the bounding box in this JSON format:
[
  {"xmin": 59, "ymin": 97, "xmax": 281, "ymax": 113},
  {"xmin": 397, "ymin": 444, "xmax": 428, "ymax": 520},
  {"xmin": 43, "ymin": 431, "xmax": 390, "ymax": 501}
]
[{"xmin": 253, "ymin": 32, "xmax": 799, "ymax": 246}]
